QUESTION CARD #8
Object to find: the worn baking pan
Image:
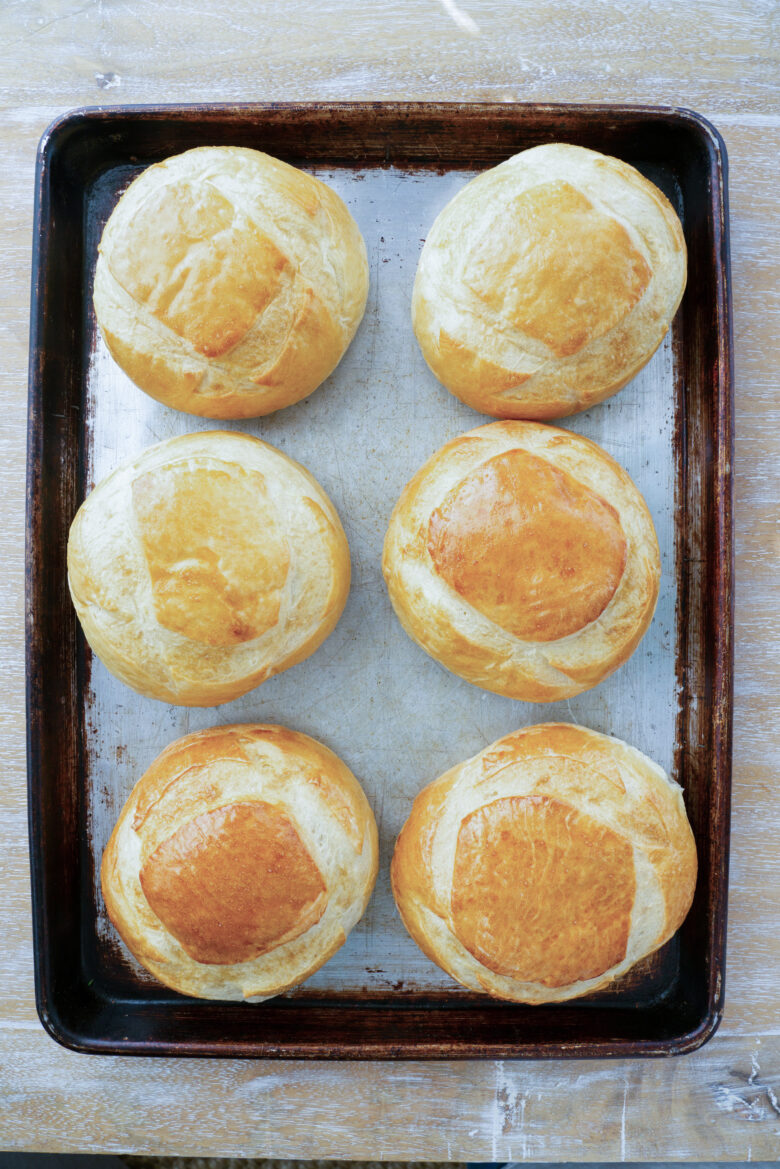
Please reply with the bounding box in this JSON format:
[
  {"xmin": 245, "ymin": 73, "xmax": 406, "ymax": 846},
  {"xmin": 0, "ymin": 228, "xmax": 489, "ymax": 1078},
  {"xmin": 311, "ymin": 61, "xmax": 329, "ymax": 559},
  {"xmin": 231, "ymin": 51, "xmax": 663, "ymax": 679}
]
[{"xmin": 26, "ymin": 102, "xmax": 733, "ymax": 1059}]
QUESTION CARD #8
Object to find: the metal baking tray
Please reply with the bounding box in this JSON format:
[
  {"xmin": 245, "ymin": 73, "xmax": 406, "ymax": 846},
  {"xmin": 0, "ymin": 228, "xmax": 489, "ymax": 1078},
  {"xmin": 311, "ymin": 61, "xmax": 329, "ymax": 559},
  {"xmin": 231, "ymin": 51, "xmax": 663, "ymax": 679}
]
[{"xmin": 26, "ymin": 102, "xmax": 733, "ymax": 1058}]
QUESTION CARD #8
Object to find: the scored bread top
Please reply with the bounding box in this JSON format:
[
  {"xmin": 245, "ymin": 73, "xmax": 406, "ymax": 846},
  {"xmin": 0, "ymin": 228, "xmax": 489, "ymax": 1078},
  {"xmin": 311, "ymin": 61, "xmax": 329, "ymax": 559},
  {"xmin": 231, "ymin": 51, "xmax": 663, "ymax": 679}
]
[
  {"xmin": 382, "ymin": 420, "xmax": 660, "ymax": 702},
  {"xmin": 391, "ymin": 722, "xmax": 697, "ymax": 1003},
  {"xmin": 102, "ymin": 724, "xmax": 379, "ymax": 1000},
  {"xmin": 67, "ymin": 430, "xmax": 351, "ymax": 705},
  {"xmin": 412, "ymin": 143, "xmax": 686, "ymax": 419},
  {"xmin": 94, "ymin": 146, "xmax": 369, "ymax": 418}
]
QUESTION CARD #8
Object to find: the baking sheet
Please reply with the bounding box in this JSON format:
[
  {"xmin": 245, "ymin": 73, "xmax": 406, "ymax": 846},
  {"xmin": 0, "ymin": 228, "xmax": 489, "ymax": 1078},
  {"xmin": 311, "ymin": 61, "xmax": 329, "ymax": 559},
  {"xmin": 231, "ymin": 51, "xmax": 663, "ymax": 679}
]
[{"xmin": 83, "ymin": 161, "xmax": 679, "ymax": 999}]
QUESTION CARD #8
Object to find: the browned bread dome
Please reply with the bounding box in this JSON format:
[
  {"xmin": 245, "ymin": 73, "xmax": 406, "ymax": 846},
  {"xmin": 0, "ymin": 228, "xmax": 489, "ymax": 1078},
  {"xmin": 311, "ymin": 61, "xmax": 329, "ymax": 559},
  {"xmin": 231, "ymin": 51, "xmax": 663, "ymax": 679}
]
[
  {"xmin": 391, "ymin": 723, "xmax": 697, "ymax": 1003},
  {"xmin": 102, "ymin": 724, "xmax": 378, "ymax": 1000},
  {"xmin": 94, "ymin": 146, "xmax": 368, "ymax": 418},
  {"xmin": 412, "ymin": 143, "xmax": 686, "ymax": 419},
  {"xmin": 67, "ymin": 430, "xmax": 350, "ymax": 705},
  {"xmin": 382, "ymin": 420, "xmax": 660, "ymax": 702}
]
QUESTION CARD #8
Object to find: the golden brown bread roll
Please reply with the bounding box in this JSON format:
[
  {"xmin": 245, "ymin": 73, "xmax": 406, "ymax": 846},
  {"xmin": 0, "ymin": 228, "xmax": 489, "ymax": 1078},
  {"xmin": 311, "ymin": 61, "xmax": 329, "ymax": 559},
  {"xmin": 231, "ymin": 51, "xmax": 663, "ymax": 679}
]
[
  {"xmin": 67, "ymin": 430, "xmax": 350, "ymax": 705},
  {"xmin": 412, "ymin": 143, "xmax": 686, "ymax": 419},
  {"xmin": 93, "ymin": 146, "xmax": 369, "ymax": 418},
  {"xmin": 382, "ymin": 420, "xmax": 660, "ymax": 702},
  {"xmin": 102, "ymin": 724, "xmax": 378, "ymax": 999},
  {"xmin": 391, "ymin": 723, "xmax": 697, "ymax": 1003}
]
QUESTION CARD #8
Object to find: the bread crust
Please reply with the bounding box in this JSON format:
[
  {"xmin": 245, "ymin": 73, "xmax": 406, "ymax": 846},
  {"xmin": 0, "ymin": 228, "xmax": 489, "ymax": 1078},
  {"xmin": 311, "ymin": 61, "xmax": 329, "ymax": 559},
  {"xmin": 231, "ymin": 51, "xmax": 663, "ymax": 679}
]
[
  {"xmin": 390, "ymin": 723, "xmax": 697, "ymax": 1003},
  {"xmin": 412, "ymin": 143, "xmax": 686, "ymax": 419},
  {"xmin": 67, "ymin": 430, "xmax": 350, "ymax": 705},
  {"xmin": 382, "ymin": 420, "xmax": 660, "ymax": 702},
  {"xmin": 94, "ymin": 146, "xmax": 369, "ymax": 419},
  {"xmin": 102, "ymin": 724, "xmax": 379, "ymax": 1000}
]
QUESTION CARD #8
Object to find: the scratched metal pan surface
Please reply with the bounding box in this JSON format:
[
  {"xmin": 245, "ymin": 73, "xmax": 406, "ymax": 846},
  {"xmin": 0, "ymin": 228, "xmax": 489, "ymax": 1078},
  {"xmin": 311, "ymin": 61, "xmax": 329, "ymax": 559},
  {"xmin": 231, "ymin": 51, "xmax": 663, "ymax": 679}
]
[{"xmin": 26, "ymin": 103, "xmax": 733, "ymax": 1058}]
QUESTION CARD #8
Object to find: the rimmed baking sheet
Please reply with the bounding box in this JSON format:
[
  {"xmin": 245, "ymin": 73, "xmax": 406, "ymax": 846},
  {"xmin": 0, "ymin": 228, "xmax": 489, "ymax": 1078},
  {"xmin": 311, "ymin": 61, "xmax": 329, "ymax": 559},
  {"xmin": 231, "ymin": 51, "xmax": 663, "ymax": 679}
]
[{"xmin": 27, "ymin": 103, "xmax": 733, "ymax": 1057}]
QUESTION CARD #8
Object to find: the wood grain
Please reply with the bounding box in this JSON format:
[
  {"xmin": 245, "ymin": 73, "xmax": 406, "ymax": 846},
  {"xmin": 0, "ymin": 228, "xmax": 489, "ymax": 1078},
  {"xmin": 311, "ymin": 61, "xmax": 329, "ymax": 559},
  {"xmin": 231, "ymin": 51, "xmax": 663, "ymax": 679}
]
[
  {"xmin": 1, "ymin": 0, "xmax": 779, "ymax": 1157},
  {"xmin": 1, "ymin": 1026, "xmax": 780, "ymax": 1160}
]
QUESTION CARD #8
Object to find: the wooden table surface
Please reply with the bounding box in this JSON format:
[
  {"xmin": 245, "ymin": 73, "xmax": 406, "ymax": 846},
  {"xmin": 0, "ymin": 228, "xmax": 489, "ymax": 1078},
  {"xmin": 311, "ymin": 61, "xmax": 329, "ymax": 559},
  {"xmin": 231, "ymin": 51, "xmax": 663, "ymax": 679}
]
[{"xmin": 1, "ymin": 0, "xmax": 778, "ymax": 1159}]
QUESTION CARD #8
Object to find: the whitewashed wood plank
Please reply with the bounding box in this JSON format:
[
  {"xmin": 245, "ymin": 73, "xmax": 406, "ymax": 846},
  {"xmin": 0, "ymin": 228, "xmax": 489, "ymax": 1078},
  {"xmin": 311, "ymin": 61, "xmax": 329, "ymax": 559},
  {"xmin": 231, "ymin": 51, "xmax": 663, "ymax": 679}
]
[
  {"xmin": 0, "ymin": 0, "xmax": 779, "ymax": 1156},
  {"xmin": 0, "ymin": 1025, "xmax": 779, "ymax": 1160}
]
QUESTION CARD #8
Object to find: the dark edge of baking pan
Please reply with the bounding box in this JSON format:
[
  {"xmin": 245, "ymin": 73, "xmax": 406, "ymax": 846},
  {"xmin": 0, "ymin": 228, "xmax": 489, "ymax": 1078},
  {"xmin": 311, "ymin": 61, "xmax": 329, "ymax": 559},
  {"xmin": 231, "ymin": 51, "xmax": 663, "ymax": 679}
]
[{"xmin": 26, "ymin": 102, "xmax": 733, "ymax": 1059}]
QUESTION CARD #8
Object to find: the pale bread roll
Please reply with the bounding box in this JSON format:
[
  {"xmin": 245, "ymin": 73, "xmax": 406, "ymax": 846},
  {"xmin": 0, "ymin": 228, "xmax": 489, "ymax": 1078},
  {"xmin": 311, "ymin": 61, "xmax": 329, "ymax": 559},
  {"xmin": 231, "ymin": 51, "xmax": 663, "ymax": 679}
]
[
  {"xmin": 412, "ymin": 143, "xmax": 686, "ymax": 419},
  {"xmin": 67, "ymin": 430, "xmax": 350, "ymax": 705},
  {"xmin": 382, "ymin": 420, "xmax": 660, "ymax": 702},
  {"xmin": 391, "ymin": 723, "xmax": 697, "ymax": 1003},
  {"xmin": 94, "ymin": 146, "xmax": 368, "ymax": 418},
  {"xmin": 102, "ymin": 724, "xmax": 378, "ymax": 1000}
]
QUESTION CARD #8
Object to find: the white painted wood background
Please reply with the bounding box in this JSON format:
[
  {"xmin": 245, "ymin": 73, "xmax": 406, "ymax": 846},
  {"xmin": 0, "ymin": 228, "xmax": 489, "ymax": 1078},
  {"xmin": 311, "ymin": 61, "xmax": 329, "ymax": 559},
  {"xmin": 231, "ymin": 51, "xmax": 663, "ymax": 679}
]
[{"xmin": 1, "ymin": 0, "xmax": 778, "ymax": 1159}]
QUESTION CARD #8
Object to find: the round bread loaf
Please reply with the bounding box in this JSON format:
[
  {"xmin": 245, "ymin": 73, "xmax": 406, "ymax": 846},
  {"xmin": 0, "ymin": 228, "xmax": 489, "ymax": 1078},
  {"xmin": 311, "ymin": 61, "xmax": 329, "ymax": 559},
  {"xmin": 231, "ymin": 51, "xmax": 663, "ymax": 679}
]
[
  {"xmin": 391, "ymin": 722, "xmax": 697, "ymax": 1003},
  {"xmin": 412, "ymin": 143, "xmax": 686, "ymax": 419},
  {"xmin": 67, "ymin": 430, "xmax": 350, "ymax": 705},
  {"xmin": 382, "ymin": 420, "xmax": 660, "ymax": 702},
  {"xmin": 102, "ymin": 724, "xmax": 378, "ymax": 1000},
  {"xmin": 93, "ymin": 146, "xmax": 369, "ymax": 418}
]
